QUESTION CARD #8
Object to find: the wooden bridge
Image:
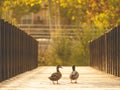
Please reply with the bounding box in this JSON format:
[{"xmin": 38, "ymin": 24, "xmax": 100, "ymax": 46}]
[
  {"xmin": 0, "ymin": 19, "xmax": 120, "ymax": 89},
  {"xmin": 0, "ymin": 66, "xmax": 120, "ymax": 90}
]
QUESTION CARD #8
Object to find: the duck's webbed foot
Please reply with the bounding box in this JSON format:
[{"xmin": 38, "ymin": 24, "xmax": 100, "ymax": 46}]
[
  {"xmin": 53, "ymin": 81, "xmax": 55, "ymax": 84},
  {"xmin": 75, "ymin": 80, "xmax": 77, "ymax": 83},
  {"xmin": 57, "ymin": 81, "xmax": 59, "ymax": 84}
]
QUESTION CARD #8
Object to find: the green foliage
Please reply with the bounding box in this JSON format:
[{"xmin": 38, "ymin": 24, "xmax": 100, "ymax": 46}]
[
  {"xmin": 1, "ymin": 0, "xmax": 120, "ymax": 28},
  {"xmin": 54, "ymin": 36, "xmax": 72, "ymax": 65},
  {"xmin": 0, "ymin": 0, "xmax": 42, "ymax": 24},
  {"xmin": 59, "ymin": 0, "xmax": 120, "ymax": 29},
  {"xmin": 29, "ymin": 4, "xmax": 42, "ymax": 13}
]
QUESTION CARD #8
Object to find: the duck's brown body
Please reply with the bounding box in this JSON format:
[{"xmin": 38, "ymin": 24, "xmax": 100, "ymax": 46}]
[
  {"xmin": 70, "ymin": 65, "xmax": 79, "ymax": 83},
  {"xmin": 49, "ymin": 71, "xmax": 62, "ymax": 81},
  {"xmin": 70, "ymin": 71, "xmax": 79, "ymax": 80},
  {"xmin": 49, "ymin": 65, "xmax": 62, "ymax": 84}
]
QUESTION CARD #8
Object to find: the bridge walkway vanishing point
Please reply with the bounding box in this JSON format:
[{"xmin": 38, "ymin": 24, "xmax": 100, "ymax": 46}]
[{"xmin": 0, "ymin": 66, "xmax": 120, "ymax": 90}]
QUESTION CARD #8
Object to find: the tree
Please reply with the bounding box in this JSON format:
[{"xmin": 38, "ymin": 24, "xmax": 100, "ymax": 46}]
[
  {"xmin": 0, "ymin": 0, "xmax": 42, "ymax": 24},
  {"xmin": 53, "ymin": 32, "xmax": 72, "ymax": 65}
]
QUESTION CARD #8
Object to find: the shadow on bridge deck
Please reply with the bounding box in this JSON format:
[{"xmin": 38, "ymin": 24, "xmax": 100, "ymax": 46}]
[{"xmin": 0, "ymin": 66, "xmax": 120, "ymax": 90}]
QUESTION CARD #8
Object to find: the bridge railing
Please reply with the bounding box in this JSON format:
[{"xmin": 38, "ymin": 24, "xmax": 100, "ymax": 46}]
[
  {"xmin": 0, "ymin": 19, "xmax": 38, "ymax": 82},
  {"xmin": 89, "ymin": 26, "xmax": 120, "ymax": 77}
]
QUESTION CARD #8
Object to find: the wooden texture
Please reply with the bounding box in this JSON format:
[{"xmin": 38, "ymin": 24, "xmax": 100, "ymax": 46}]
[
  {"xmin": 0, "ymin": 66, "xmax": 120, "ymax": 90},
  {"xmin": 0, "ymin": 19, "xmax": 38, "ymax": 82},
  {"xmin": 89, "ymin": 26, "xmax": 120, "ymax": 77}
]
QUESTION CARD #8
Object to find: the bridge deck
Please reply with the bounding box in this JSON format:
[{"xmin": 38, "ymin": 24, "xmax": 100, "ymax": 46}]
[{"xmin": 0, "ymin": 66, "xmax": 120, "ymax": 90}]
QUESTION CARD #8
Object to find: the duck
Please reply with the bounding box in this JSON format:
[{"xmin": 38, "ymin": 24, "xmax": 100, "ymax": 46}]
[
  {"xmin": 70, "ymin": 65, "xmax": 79, "ymax": 83},
  {"xmin": 49, "ymin": 65, "xmax": 62, "ymax": 84}
]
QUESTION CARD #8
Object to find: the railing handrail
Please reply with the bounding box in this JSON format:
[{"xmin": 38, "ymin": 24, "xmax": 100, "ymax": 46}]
[
  {"xmin": 89, "ymin": 25, "xmax": 120, "ymax": 77},
  {"xmin": 0, "ymin": 19, "xmax": 38, "ymax": 82}
]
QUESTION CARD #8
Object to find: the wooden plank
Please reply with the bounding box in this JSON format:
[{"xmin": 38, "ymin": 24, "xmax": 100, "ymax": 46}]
[
  {"xmin": 0, "ymin": 19, "xmax": 2, "ymax": 81},
  {"xmin": 0, "ymin": 66, "xmax": 119, "ymax": 89}
]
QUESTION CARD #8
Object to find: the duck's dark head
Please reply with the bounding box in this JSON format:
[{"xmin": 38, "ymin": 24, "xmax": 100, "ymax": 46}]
[
  {"xmin": 72, "ymin": 65, "xmax": 76, "ymax": 71},
  {"xmin": 56, "ymin": 65, "xmax": 62, "ymax": 72},
  {"xmin": 57, "ymin": 65, "xmax": 62, "ymax": 69}
]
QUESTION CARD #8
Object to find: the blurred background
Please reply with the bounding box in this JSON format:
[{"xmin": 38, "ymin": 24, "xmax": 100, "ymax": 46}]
[{"xmin": 0, "ymin": 0, "xmax": 120, "ymax": 66}]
